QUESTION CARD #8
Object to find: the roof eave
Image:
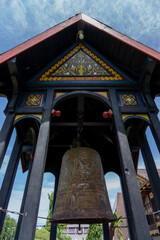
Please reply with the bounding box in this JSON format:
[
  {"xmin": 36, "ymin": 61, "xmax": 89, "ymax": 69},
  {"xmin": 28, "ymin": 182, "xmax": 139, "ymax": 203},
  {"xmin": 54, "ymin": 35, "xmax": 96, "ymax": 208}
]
[
  {"xmin": 0, "ymin": 14, "xmax": 83, "ymax": 64},
  {"xmin": 0, "ymin": 13, "xmax": 160, "ymax": 64},
  {"xmin": 82, "ymin": 14, "xmax": 160, "ymax": 61}
]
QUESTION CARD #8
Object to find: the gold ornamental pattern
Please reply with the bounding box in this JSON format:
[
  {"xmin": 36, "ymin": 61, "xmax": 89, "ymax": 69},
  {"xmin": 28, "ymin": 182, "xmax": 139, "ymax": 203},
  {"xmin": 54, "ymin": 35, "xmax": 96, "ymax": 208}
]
[
  {"xmin": 24, "ymin": 94, "xmax": 43, "ymax": 107},
  {"xmin": 50, "ymin": 50, "xmax": 112, "ymax": 76},
  {"xmin": 37, "ymin": 44, "xmax": 126, "ymax": 81},
  {"xmin": 120, "ymin": 94, "xmax": 139, "ymax": 106}
]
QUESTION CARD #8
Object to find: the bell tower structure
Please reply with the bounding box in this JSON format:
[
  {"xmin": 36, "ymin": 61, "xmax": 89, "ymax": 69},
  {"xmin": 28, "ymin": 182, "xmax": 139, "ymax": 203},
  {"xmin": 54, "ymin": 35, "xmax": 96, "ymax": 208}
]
[{"xmin": 0, "ymin": 13, "xmax": 160, "ymax": 240}]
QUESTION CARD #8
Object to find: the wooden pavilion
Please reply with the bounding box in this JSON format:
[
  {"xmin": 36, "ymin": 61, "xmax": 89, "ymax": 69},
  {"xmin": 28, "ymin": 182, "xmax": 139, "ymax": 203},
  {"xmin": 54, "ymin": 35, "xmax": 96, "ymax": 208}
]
[
  {"xmin": 0, "ymin": 13, "xmax": 160, "ymax": 240},
  {"xmin": 111, "ymin": 170, "xmax": 160, "ymax": 239}
]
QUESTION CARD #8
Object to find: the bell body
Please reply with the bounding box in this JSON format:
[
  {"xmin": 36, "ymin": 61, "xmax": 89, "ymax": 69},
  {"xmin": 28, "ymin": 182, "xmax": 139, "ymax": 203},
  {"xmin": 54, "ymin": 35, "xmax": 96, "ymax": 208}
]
[{"xmin": 51, "ymin": 147, "xmax": 115, "ymax": 224}]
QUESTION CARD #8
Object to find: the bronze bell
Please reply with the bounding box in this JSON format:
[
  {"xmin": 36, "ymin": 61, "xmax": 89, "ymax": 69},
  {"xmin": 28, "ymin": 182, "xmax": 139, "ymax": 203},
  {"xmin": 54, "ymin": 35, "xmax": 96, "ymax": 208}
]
[{"xmin": 51, "ymin": 147, "xmax": 115, "ymax": 224}]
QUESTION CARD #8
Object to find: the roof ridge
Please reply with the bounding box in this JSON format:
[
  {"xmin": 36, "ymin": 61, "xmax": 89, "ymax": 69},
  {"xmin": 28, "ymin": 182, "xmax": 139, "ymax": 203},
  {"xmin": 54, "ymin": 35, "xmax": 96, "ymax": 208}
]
[{"xmin": 1, "ymin": 13, "xmax": 160, "ymax": 64}]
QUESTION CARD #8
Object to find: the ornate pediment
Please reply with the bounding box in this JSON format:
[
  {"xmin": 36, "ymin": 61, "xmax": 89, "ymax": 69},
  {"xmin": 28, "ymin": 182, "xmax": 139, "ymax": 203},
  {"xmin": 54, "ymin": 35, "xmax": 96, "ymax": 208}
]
[{"xmin": 36, "ymin": 44, "xmax": 126, "ymax": 82}]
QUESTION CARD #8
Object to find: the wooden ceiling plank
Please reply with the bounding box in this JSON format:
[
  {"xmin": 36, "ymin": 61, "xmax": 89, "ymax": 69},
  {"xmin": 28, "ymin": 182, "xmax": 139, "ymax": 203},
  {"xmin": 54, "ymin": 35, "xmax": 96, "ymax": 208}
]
[
  {"xmin": 82, "ymin": 14, "xmax": 160, "ymax": 61},
  {"xmin": 0, "ymin": 14, "xmax": 82, "ymax": 64}
]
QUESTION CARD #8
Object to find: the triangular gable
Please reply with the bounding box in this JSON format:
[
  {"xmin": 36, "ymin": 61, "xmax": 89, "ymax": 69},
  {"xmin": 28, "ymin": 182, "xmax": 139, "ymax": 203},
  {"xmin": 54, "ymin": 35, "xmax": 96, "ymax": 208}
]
[
  {"xmin": 50, "ymin": 50, "xmax": 112, "ymax": 77},
  {"xmin": 36, "ymin": 43, "xmax": 127, "ymax": 82}
]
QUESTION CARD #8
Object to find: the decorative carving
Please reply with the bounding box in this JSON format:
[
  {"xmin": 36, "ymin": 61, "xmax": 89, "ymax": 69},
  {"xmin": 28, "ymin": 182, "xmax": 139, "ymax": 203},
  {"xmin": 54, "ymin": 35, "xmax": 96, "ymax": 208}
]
[
  {"xmin": 137, "ymin": 175, "xmax": 148, "ymax": 190},
  {"xmin": 14, "ymin": 114, "xmax": 42, "ymax": 124},
  {"xmin": 37, "ymin": 44, "xmax": 126, "ymax": 82},
  {"xmin": 24, "ymin": 94, "xmax": 44, "ymax": 107},
  {"xmin": 51, "ymin": 147, "xmax": 115, "ymax": 223},
  {"xmin": 122, "ymin": 114, "xmax": 150, "ymax": 123},
  {"xmin": 119, "ymin": 93, "xmax": 139, "ymax": 106},
  {"xmin": 50, "ymin": 50, "xmax": 112, "ymax": 77}
]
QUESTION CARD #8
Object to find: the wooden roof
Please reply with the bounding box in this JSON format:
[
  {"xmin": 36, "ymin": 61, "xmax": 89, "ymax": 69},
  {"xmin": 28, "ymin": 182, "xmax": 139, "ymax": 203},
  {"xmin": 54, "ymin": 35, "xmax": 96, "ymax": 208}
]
[
  {"xmin": 137, "ymin": 169, "xmax": 160, "ymax": 192},
  {"xmin": 1, "ymin": 13, "xmax": 160, "ymax": 64},
  {"xmin": 137, "ymin": 169, "xmax": 160, "ymax": 181},
  {"xmin": 0, "ymin": 13, "xmax": 160, "ymax": 97}
]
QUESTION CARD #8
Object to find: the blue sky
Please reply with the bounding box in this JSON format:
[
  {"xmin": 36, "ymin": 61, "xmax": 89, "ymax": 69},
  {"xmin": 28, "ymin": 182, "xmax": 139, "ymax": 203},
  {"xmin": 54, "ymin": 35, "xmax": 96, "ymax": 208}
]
[
  {"xmin": 0, "ymin": 0, "xmax": 160, "ymax": 53},
  {"xmin": 0, "ymin": 0, "xmax": 160, "ymax": 226}
]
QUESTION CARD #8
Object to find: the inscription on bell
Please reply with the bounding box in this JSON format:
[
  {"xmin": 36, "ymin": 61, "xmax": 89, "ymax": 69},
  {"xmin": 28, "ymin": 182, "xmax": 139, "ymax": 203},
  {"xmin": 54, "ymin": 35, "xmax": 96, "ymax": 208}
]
[{"xmin": 51, "ymin": 147, "xmax": 115, "ymax": 224}]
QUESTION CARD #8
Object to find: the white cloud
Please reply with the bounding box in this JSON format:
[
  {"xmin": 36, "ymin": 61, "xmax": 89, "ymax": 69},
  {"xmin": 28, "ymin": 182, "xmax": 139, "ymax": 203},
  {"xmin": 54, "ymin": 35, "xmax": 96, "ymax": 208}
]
[
  {"xmin": 105, "ymin": 172, "xmax": 121, "ymax": 190},
  {"xmin": 0, "ymin": 0, "xmax": 160, "ymax": 53},
  {"xmin": 0, "ymin": 155, "xmax": 10, "ymax": 176},
  {"xmin": 105, "ymin": 174, "xmax": 121, "ymax": 210},
  {"xmin": 106, "ymin": 179, "xmax": 121, "ymax": 191},
  {"xmin": 6, "ymin": 185, "xmax": 54, "ymax": 225},
  {"xmin": 10, "ymin": 0, "xmax": 27, "ymax": 28},
  {"xmin": 109, "ymin": 197, "xmax": 117, "ymax": 209},
  {"xmin": 7, "ymin": 189, "xmax": 24, "ymax": 221},
  {"xmin": 37, "ymin": 186, "xmax": 54, "ymax": 225},
  {"xmin": 154, "ymin": 157, "xmax": 160, "ymax": 168}
]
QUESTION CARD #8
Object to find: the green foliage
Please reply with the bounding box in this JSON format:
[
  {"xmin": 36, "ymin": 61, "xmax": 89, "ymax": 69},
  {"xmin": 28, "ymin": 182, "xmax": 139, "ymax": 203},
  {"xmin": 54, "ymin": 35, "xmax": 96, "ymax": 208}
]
[
  {"xmin": 56, "ymin": 227, "xmax": 71, "ymax": 240},
  {"xmin": 35, "ymin": 228, "xmax": 50, "ymax": 240},
  {"xmin": 45, "ymin": 192, "xmax": 71, "ymax": 240},
  {"xmin": 112, "ymin": 212, "xmax": 123, "ymax": 240},
  {"xmin": 34, "ymin": 226, "xmax": 72, "ymax": 240},
  {"xmin": 0, "ymin": 214, "xmax": 17, "ymax": 240},
  {"xmin": 45, "ymin": 192, "xmax": 54, "ymax": 232},
  {"xmin": 86, "ymin": 224, "xmax": 103, "ymax": 240}
]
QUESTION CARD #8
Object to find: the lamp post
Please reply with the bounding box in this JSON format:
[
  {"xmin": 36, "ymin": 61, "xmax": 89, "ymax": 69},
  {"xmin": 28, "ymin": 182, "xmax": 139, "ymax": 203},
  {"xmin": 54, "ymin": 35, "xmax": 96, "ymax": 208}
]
[{"xmin": 10, "ymin": 227, "xmax": 15, "ymax": 240}]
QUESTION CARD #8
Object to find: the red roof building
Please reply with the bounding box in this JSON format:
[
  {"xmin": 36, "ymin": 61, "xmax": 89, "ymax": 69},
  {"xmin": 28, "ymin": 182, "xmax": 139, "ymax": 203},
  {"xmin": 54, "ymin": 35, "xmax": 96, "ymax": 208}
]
[{"xmin": 111, "ymin": 169, "xmax": 160, "ymax": 239}]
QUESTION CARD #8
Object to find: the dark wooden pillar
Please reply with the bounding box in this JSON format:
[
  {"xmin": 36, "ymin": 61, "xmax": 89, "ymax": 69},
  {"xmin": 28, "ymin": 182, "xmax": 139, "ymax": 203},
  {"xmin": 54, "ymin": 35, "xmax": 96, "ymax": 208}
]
[
  {"xmin": 50, "ymin": 173, "xmax": 59, "ymax": 240},
  {"xmin": 138, "ymin": 133, "xmax": 160, "ymax": 210},
  {"xmin": 0, "ymin": 58, "xmax": 20, "ymax": 168},
  {"xmin": 103, "ymin": 223, "xmax": 110, "ymax": 240},
  {"xmin": 0, "ymin": 112, "xmax": 15, "ymax": 168},
  {"xmin": 0, "ymin": 137, "xmax": 22, "ymax": 234},
  {"xmin": 15, "ymin": 160, "xmax": 33, "ymax": 240},
  {"xmin": 17, "ymin": 89, "xmax": 54, "ymax": 240},
  {"xmin": 148, "ymin": 112, "xmax": 160, "ymax": 154},
  {"xmin": 109, "ymin": 89, "xmax": 151, "ymax": 240},
  {"xmin": 120, "ymin": 177, "xmax": 135, "ymax": 240}
]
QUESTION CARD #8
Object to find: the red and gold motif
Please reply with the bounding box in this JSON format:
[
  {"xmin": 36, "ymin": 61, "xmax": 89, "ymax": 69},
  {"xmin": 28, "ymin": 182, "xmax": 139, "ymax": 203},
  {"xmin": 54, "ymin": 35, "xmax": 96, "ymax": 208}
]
[
  {"xmin": 37, "ymin": 44, "xmax": 126, "ymax": 82},
  {"xmin": 24, "ymin": 94, "xmax": 44, "ymax": 107},
  {"xmin": 119, "ymin": 93, "xmax": 139, "ymax": 106}
]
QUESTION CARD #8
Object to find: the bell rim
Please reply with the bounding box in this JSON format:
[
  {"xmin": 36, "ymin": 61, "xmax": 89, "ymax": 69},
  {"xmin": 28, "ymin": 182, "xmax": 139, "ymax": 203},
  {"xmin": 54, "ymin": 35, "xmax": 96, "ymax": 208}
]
[{"xmin": 50, "ymin": 216, "xmax": 116, "ymax": 224}]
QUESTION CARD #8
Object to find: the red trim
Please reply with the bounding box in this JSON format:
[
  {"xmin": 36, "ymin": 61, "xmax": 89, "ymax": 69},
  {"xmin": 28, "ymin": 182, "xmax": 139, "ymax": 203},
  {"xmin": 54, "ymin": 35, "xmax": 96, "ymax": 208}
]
[
  {"xmin": 136, "ymin": 149, "xmax": 140, "ymax": 172},
  {"xmin": 20, "ymin": 156, "xmax": 28, "ymax": 173},
  {"xmin": 0, "ymin": 13, "xmax": 160, "ymax": 64},
  {"xmin": 82, "ymin": 14, "xmax": 160, "ymax": 61},
  {"xmin": 0, "ymin": 14, "xmax": 82, "ymax": 64}
]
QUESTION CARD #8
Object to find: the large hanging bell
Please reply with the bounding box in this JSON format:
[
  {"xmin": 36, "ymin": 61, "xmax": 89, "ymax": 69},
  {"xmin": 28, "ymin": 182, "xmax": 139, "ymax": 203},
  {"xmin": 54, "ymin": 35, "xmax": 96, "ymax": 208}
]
[{"xmin": 51, "ymin": 147, "xmax": 115, "ymax": 224}]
